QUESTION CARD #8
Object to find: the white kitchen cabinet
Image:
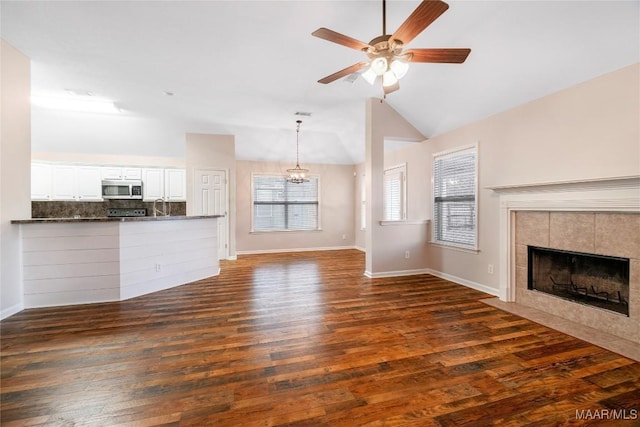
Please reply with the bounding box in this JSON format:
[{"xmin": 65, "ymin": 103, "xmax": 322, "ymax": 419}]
[
  {"xmin": 31, "ymin": 162, "xmax": 53, "ymax": 200},
  {"xmin": 164, "ymin": 169, "xmax": 186, "ymax": 201},
  {"xmin": 51, "ymin": 165, "xmax": 102, "ymax": 201},
  {"xmin": 101, "ymin": 167, "xmax": 141, "ymax": 180},
  {"xmin": 75, "ymin": 166, "xmax": 102, "ymax": 200},
  {"xmin": 142, "ymin": 168, "xmax": 186, "ymax": 201},
  {"xmin": 101, "ymin": 167, "xmax": 123, "ymax": 180},
  {"xmin": 142, "ymin": 168, "xmax": 165, "ymax": 201},
  {"xmin": 52, "ymin": 165, "xmax": 77, "ymax": 200},
  {"xmin": 122, "ymin": 167, "xmax": 142, "ymax": 180}
]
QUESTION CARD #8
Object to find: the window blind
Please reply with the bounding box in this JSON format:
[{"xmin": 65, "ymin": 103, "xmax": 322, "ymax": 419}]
[
  {"xmin": 433, "ymin": 147, "xmax": 477, "ymax": 248},
  {"xmin": 253, "ymin": 175, "xmax": 319, "ymax": 231},
  {"xmin": 384, "ymin": 165, "xmax": 406, "ymax": 221}
]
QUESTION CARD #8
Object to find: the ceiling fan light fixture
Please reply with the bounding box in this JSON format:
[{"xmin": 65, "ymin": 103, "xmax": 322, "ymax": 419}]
[
  {"xmin": 390, "ymin": 58, "xmax": 409, "ymax": 79},
  {"xmin": 370, "ymin": 57, "xmax": 388, "ymax": 76},
  {"xmin": 382, "ymin": 70, "xmax": 398, "ymax": 87},
  {"xmin": 361, "ymin": 67, "xmax": 378, "ymax": 85}
]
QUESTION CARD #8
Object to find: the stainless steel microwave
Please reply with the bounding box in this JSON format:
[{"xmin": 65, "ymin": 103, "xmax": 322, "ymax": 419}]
[{"xmin": 101, "ymin": 180, "xmax": 143, "ymax": 200}]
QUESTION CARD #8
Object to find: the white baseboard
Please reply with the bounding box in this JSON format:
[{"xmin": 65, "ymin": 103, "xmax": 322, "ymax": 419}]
[
  {"xmin": 236, "ymin": 246, "xmax": 357, "ymax": 255},
  {"xmin": 426, "ymin": 269, "xmax": 499, "ymax": 296},
  {"xmin": 355, "ymin": 246, "xmax": 365, "ymax": 252},
  {"xmin": 1, "ymin": 303, "xmax": 24, "ymax": 320},
  {"xmin": 364, "ymin": 268, "xmax": 431, "ymax": 278}
]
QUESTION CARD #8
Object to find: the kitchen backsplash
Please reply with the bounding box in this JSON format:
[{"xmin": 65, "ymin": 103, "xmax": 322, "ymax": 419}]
[{"xmin": 32, "ymin": 200, "xmax": 186, "ymax": 218}]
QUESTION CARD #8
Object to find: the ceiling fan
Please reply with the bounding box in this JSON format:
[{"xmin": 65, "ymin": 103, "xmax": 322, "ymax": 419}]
[{"xmin": 312, "ymin": 0, "xmax": 471, "ymax": 96}]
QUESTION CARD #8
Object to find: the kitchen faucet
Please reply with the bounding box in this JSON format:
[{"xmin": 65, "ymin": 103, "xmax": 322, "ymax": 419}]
[{"xmin": 153, "ymin": 198, "xmax": 167, "ymax": 217}]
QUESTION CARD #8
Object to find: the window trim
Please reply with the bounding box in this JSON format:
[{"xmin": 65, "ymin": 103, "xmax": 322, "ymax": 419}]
[
  {"xmin": 431, "ymin": 143, "xmax": 478, "ymax": 251},
  {"xmin": 360, "ymin": 173, "xmax": 366, "ymax": 230},
  {"xmin": 250, "ymin": 173, "xmax": 322, "ymax": 233},
  {"xmin": 383, "ymin": 163, "xmax": 407, "ymax": 222}
]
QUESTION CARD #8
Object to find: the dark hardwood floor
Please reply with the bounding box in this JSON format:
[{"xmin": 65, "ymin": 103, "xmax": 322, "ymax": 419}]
[{"xmin": 2, "ymin": 249, "xmax": 639, "ymax": 426}]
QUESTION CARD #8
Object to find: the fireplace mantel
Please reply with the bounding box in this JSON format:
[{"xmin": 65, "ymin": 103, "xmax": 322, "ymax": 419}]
[{"xmin": 492, "ymin": 176, "xmax": 640, "ymax": 302}]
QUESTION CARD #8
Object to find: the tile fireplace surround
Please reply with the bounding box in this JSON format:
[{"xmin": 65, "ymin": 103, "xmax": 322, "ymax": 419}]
[{"xmin": 492, "ymin": 176, "xmax": 640, "ymax": 344}]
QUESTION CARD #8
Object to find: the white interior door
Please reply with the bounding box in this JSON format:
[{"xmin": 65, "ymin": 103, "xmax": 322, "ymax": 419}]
[{"xmin": 194, "ymin": 169, "xmax": 228, "ymax": 259}]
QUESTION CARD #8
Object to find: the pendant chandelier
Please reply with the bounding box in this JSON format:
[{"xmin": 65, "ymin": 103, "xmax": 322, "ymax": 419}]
[{"xmin": 286, "ymin": 120, "xmax": 309, "ymax": 184}]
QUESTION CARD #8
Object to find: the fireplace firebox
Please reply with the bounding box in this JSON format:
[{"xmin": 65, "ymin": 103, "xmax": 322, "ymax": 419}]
[{"xmin": 527, "ymin": 246, "xmax": 630, "ymax": 316}]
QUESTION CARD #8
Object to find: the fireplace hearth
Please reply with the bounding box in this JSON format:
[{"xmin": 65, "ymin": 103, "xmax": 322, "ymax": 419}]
[{"xmin": 528, "ymin": 246, "xmax": 630, "ymax": 316}]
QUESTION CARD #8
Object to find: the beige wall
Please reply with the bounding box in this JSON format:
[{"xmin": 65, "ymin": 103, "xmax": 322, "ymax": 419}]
[
  {"xmin": 365, "ymin": 99, "xmax": 427, "ymax": 276},
  {"xmin": 236, "ymin": 160, "xmax": 355, "ymax": 253},
  {"xmin": 186, "ymin": 133, "xmax": 237, "ymax": 257},
  {"xmin": 1, "ymin": 40, "xmax": 31, "ymax": 319},
  {"xmin": 423, "ymin": 63, "xmax": 640, "ymax": 294},
  {"xmin": 354, "ymin": 162, "xmax": 366, "ymax": 251}
]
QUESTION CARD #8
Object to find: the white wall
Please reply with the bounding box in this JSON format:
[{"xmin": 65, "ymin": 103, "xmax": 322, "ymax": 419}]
[
  {"xmin": 423, "ymin": 63, "xmax": 640, "ymax": 294},
  {"xmin": 236, "ymin": 160, "xmax": 355, "ymax": 253},
  {"xmin": 32, "ymin": 151, "xmax": 185, "ymax": 168},
  {"xmin": 0, "ymin": 40, "xmax": 31, "ymax": 319},
  {"xmin": 32, "ymin": 108, "xmax": 186, "ymax": 158}
]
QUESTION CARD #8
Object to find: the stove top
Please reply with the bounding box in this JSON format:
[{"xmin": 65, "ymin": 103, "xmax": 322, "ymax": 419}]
[{"xmin": 106, "ymin": 208, "xmax": 147, "ymax": 217}]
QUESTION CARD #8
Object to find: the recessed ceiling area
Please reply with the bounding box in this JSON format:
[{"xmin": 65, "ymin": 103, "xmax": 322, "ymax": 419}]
[{"xmin": 1, "ymin": 1, "xmax": 638, "ymax": 164}]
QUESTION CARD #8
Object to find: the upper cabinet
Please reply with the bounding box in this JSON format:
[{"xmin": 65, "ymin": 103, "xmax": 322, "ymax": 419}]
[
  {"xmin": 31, "ymin": 163, "xmax": 53, "ymax": 200},
  {"xmin": 142, "ymin": 168, "xmax": 165, "ymax": 201},
  {"xmin": 142, "ymin": 168, "xmax": 186, "ymax": 201},
  {"xmin": 32, "ymin": 162, "xmax": 185, "ymax": 202},
  {"xmin": 51, "ymin": 165, "xmax": 102, "ymax": 201},
  {"xmin": 101, "ymin": 167, "xmax": 141, "ymax": 181},
  {"xmin": 165, "ymin": 169, "xmax": 186, "ymax": 201},
  {"xmin": 76, "ymin": 167, "xmax": 103, "ymax": 200}
]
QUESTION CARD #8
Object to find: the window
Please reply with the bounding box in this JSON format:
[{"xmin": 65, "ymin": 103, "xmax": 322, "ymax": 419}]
[
  {"xmin": 252, "ymin": 174, "xmax": 319, "ymax": 231},
  {"xmin": 360, "ymin": 173, "xmax": 366, "ymax": 230},
  {"xmin": 383, "ymin": 164, "xmax": 406, "ymax": 221},
  {"xmin": 433, "ymin": 146, "xmax": 477, "ymax": 249}
]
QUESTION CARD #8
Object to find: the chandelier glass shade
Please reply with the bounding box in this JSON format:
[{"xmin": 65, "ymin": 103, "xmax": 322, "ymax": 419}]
[{"xmin": 286, "ymin": 120, "xmax": 309, "ymax": 184}]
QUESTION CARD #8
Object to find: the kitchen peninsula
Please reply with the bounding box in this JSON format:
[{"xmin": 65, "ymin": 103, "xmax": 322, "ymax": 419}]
[{"xmin": 11, "ymin": 215, "xmax": 222, "ymax": 308}]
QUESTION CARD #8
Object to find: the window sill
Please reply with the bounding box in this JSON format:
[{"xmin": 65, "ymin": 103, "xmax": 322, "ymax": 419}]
[
  {"xmin": 430, "ymin": 241, "xmax": 480, "ymax": 254},
  {"xmin": 379, "ymin": 219, "xmax": 430, "ymax": 226},
  {"xmin": 250, "ymin": 228, "xmax": 323, "ymax": 234}
]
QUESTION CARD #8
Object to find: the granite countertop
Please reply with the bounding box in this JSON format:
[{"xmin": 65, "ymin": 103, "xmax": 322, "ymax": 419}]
[{"xmin": 11, "ymin": 215, "xmax": 223, "ymax": 224}]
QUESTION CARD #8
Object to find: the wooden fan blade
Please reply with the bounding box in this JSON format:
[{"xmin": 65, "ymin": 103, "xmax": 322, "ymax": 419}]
[
  {"xmin": 318, "ymin": 62, "xmax": 370, "ymax": 84},
  {"xmin": 405, "ymin": 48, "xmax": 471, "ymax": 63},
  {"xmin": 391, "ymin": 0, "xmax": 449, "ymax": 46},
  {"xmin": 312, "ymin": 28, "xmax": 372, "ymax": 51},
  {"xmin": 383, "ymin": 81, "xmax": 400, "ymax": 96}
]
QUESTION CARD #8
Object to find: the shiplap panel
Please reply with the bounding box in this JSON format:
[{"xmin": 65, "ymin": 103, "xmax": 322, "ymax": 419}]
[
  {"xmin": 119, "ymin": 242, "xmax": 217, "ymax": 274},
  {"xmin": 24, "ymin": 275, "xmax": 120, "ymax": 294},
  {"xmin": 119, "ymin": 221, "xmax": 216, "ymax": 248},
  {"xmin": 22, "ymin": 235, "xmax": 119, "ymax": 252},
  {"xmin": 18, "ymin": 218, "xmax": 219, "ymax": 308},
  {"xmin": 24, "ymin": 262, "xmax": 120, "ymax": 281},
  {"xmin": 120, "ymin": 266, "xmax": 219, "ymax": 300},
  {"xmin": 23, "ymin": 249, "xmax": 120, "ymax": 266},
  {"xmin": 118, "ymin": 219, "xmax": 218, "ymax": 300},
  {"xmin": 20, "ymin": 222, "xmax": 119, "ymax": 238},
  {"xmin": 24, "ymin": 288, "xmax": 120, "ymax": 308}
]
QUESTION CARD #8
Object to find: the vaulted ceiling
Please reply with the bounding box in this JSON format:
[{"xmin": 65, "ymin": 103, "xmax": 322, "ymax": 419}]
[{"xmin": 2, "ymin": 1, "xmax": 638, "ymax": 164}]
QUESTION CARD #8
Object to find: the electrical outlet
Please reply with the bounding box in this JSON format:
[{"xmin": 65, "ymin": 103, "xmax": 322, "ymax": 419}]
[
  {"xmin": 342, "ymin": 234, "xmax": 347, "ymax": 240},
  {"xmin": 155, "ymin": 263, "xmax": 161, "ymax": 272},
  {"xmin": 488, "ymin": 264, "xmax": 494, "ymax": 274},
  {"xmin": 405, "ymin": 250, "xmax": 410, "ymax": 259}
]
